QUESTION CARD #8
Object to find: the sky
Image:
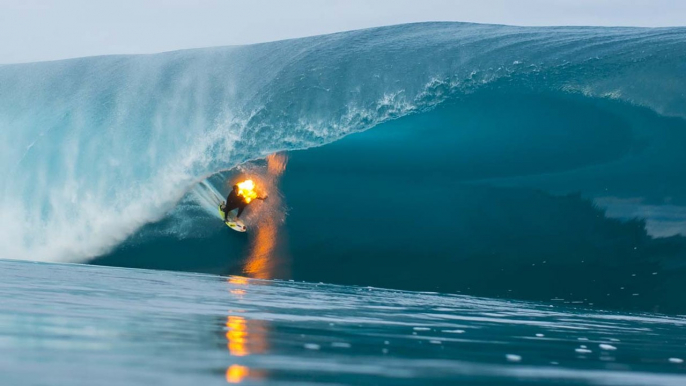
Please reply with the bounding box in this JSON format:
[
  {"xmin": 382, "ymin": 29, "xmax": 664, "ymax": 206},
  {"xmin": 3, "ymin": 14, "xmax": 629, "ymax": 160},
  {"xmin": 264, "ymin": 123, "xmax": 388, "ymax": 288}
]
[{"xmin": 1, "ymin": 0, "xmax": 685, "ymax": 64}]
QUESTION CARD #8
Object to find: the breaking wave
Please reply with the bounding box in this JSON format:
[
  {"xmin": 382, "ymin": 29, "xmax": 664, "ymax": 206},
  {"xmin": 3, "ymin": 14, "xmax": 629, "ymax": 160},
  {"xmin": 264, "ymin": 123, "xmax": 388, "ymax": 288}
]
[{"xmin": 2, "ymin": 22, "xmax": 686, "ymax": 312}]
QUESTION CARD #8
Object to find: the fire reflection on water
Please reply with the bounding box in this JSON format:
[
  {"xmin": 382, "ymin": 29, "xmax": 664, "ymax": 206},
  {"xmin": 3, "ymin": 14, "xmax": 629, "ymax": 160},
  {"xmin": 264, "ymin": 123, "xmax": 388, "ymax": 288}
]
[
  {"xmin": 224, "ymin": 278, "xmax": 268, "ymax": 383},
  {"xmin": 226, "ymin": 315, "xmax": 248, "ymax": 357},
  {"xmin": 226, "ymin": 365, "xmax": 249, "ymax": 384}
]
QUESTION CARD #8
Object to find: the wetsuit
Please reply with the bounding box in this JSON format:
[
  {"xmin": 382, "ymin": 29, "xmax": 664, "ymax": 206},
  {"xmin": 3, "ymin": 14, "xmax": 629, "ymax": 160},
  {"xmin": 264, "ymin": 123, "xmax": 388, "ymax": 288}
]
[{"xmin": 224, "ymin": 189, "xmax": 248, "ymax": 221}]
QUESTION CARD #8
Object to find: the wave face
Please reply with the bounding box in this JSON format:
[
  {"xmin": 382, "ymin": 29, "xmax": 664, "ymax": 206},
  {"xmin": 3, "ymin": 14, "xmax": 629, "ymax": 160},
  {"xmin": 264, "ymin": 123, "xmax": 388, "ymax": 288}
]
[{"xmin": 2, "ymin": 22, "xmax": 686, "ymax": 311}]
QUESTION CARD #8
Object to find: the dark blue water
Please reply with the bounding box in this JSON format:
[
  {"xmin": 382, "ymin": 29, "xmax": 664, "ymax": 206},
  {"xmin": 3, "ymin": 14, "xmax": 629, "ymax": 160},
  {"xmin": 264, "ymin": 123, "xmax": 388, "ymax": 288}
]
[{"xmin": 1, "ymin": 259, "xmax": 685, "ymax": 385}]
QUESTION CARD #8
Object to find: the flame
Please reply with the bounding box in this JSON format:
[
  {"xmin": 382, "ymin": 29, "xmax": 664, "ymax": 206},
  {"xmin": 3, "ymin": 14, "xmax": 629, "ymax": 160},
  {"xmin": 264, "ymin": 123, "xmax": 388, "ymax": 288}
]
[{"xmin": 236, "ymin": 180, "xmax": 258, "ymax": 203}]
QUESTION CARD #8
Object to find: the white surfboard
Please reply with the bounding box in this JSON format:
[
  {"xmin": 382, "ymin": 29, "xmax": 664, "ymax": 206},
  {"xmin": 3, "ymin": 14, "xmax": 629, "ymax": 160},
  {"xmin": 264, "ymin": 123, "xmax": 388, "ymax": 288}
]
[{"xmin": 219, "ymin": 204, "xmax": 247, "ymax": 232}]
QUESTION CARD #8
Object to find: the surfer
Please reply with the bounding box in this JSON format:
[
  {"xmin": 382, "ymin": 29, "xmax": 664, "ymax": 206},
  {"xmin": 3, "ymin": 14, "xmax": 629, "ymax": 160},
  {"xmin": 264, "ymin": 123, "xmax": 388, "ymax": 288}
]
[{"xmin": 222, "ymin": 184, "xmax": 267, "ymax": 222}]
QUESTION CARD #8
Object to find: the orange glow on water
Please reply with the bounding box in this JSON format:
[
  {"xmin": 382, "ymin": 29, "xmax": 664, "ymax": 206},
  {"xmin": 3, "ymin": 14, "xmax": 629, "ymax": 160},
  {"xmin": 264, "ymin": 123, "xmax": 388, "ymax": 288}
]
[
  {"xmin": 226, "ymin": 316, "xmax": 248, "ymax": 357},
  {"xmin": 229, "ymin": 277, "xmax": 249, "ymax": 286},
  {"xmin": 236, "ymin": 180, "xmax": 258, "ymax": 203},
  {"xmin": 226, "ymin": 365, "xmax": 249, "ymax": 383},
  {"xmin": 224, "ymin": 275, "xmax": 270, "ymax": 383},
  {"xmin": 228, "ymin": 277, "xmax": 247, "ymax": 296}
]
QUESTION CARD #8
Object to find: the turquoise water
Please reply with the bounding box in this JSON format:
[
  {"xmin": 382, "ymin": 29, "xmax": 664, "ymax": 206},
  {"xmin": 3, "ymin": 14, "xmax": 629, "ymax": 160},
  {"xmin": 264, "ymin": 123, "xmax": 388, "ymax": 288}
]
[
  {"xmin": 2, "ymin": 22, "xmax": 686, "ymax": 267},
  {"xmin": 2, "ymin": 22, "xmax": 686, "ymax": 384},
  {"xmin": 4, "ymin": 22, "xmax": 685, "ymax": 313},
  {"xmin": 1, "ymin": 259, "xmax": 685, "ymax": 385},
  {"xmin": 98, "ymin": 91, "xmax": 686, "ymax": 314}
]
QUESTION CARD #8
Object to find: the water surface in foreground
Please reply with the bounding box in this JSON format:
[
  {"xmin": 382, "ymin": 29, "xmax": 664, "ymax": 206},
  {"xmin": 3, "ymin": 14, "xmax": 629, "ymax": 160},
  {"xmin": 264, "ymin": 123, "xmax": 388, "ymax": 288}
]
[{"xmin": 1, "ymin": 259, "xmax": 685, "ymax": 385}]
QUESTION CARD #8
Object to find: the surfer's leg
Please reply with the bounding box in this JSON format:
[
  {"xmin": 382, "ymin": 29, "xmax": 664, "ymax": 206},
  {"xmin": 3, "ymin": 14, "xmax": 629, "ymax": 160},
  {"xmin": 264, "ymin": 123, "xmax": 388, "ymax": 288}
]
[
  {"xmin": 236, "ymin": 206, "xmax": 245, "ymax": 218},
  {"xmin": 224, "ymin": 204, "xmax": 236, "ymax": 221}
]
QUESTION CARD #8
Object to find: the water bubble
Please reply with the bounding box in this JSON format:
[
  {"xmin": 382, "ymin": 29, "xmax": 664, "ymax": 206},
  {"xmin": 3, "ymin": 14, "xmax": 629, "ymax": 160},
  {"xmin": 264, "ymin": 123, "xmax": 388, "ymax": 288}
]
[{"xmin": 506, "ymin": 354, "xmax": 522, "ymax": 362}]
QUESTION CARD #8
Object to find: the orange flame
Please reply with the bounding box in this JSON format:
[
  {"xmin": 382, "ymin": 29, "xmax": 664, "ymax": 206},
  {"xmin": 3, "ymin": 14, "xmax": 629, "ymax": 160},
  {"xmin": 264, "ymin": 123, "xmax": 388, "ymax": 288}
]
[{"xmin": 236, "ymin": 180, "xmax": 258, "ymax": 203}]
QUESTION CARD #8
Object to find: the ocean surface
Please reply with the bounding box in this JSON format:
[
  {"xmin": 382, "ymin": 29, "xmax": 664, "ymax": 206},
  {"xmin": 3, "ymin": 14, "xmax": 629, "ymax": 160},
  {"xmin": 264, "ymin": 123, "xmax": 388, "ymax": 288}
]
[
  {"xmin": 1, "ymin": 259, "xmax": 686, "ymax": 386},
  {"xmin": 2, "ymin": 21, "xmax": 686, "ymax": 384}
]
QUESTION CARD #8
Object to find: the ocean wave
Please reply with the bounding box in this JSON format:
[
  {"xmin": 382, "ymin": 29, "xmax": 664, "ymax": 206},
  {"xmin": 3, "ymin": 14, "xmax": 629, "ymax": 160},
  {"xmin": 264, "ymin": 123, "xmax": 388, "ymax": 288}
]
[{"xmin": 1, "ymin": 22, "xmax": 685, "ymax": 263}]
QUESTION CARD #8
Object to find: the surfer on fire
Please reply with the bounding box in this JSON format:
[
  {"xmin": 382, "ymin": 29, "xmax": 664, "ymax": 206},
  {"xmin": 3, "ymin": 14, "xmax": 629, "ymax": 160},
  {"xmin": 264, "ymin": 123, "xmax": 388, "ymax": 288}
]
[{"xmin": 222, "ymin": 180, "xmax": 268, "ymax": 222}]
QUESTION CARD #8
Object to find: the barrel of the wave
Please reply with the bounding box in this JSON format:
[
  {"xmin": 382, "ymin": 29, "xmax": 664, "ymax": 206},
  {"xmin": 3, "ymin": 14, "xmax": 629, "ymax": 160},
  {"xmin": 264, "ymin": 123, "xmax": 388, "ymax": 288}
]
[{"xmin": 219, "ymin": 179, "xmax": 267, "ymax": 232}]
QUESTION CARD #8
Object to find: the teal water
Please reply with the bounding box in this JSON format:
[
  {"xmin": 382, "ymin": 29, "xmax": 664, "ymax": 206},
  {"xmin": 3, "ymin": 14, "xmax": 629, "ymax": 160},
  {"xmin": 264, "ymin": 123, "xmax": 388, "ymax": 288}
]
[
  {"xmin": 2, "ymin": 21, "xmax": 686, "ymax": 385},
  {"xmin": 1, "ymin": 259, "xmax": 685, "ymax": 385},
  {"xmin": 98, "ymin": 90, "xmax": 686, "ymax": 314},
  {"xmin": 2, "ymin": 22, "xmax": 686, "ymax": 267}
]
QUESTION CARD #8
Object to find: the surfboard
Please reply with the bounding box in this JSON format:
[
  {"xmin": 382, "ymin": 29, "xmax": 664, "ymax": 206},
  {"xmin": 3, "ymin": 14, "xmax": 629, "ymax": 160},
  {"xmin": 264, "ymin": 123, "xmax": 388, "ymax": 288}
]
[{"xmin": 219, "ymin": 204, "xmax": 247, "ymax": 232}]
